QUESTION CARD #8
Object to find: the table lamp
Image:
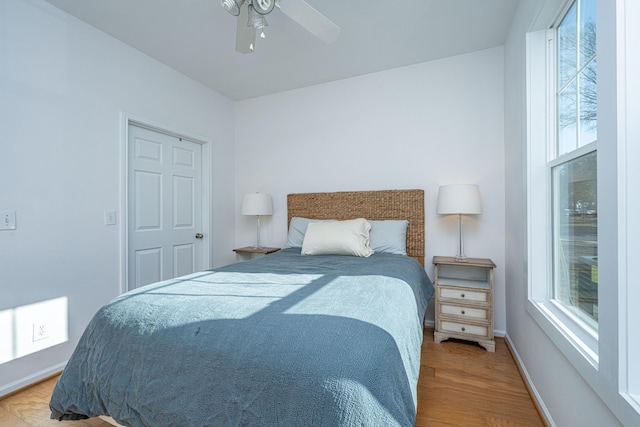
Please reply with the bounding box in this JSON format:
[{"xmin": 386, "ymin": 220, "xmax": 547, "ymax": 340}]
[
  {"xmin": 241, "ymin": 193, "xmax": 273, "ymax": 249},
  {"xmin": 437, "ymin": 184, "xmax": 481, "ymax": 262}
]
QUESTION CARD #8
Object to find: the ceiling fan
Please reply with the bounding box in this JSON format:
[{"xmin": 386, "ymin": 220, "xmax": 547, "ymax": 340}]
[{"xmin": 221, "ymin": 0, "xmax": 340, "ymax": 53}]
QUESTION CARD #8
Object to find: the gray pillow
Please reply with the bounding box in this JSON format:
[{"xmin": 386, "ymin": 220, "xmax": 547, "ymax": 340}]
[
  {"xmin": 368, "ymin": 220, "xmax": 409, "ymax": 255},
  {"xmin": 286, "ymin": 217, "xmax": 336, "ymax": 248},
  {"xmin": 287, "ymin": 217, "xmax": 408, "ymax": 256}
]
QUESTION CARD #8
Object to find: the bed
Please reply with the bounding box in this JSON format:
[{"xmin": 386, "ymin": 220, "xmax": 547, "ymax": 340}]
[{"xmin": 50, "ymin": 189, "xmax": 432, "ymax": 427}]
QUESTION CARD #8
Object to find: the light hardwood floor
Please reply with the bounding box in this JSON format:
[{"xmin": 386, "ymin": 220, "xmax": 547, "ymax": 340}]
[
  {"xmin": 416, "ymin": 329, "xmax": 545, "ymax": 427},
  {"xmin": 1, "ymin": 329, "xmax": 544, "ymax": 427}
]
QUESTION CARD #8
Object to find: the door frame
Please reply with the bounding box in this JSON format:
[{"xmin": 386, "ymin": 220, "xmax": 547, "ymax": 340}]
[{"xmin": 120, "ymin": 113, "xmax": 213, "ymax": 294}]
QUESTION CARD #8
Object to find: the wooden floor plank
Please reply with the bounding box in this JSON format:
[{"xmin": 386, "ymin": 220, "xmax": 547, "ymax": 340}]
[
  {"xmin": 1, "ymin": 328, "xmax": 544, "ymax": 426},
  {"xmin": 0, "ymin": 400, "xmax": 32, "ymax": 427},
  {"xmin": 416, "ymin": 330, "xmax": 545, "ymax": 427}
]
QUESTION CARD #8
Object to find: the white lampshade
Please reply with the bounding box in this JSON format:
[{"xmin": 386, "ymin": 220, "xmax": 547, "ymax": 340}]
[
  {"xmin": 241, "ymin": 193, "xmax": 273, "ymax": 216},
  {"xmin": 437, "ymin": 185, "xmax": 482, "ymax": 215}
]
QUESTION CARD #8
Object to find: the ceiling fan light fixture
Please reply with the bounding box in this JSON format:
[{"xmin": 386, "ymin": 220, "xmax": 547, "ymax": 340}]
[
  {"xmin": 224, "ymin": 0, "xmax": 340, "ymax": 54},
  {"xmin": 221, "ymin": 0, "xmax": 245, "ymax": 16},
  {"xmin": 248, "ymin": 4, "xmax": 269, "ymax": 29},
  {"xmin": 252, "ymin": 0, "xmax": 275, "ymax": 15}
]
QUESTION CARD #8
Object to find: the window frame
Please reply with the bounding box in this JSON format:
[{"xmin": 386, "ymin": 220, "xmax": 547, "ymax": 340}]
[
  {"xmin": 549, "ymin": 144, "xmax": 598, "ymax": 331},
  {"xmin": 527, "ymin": 0, "xmax": 640, "ymax": 424},
  {"xmin": 526, "ymin": 15, "xmax": 599, "ymax": 369},
  {"xmin": 621, "ymin": 0, "xmax": 640, "ymax": 410},
  {"xmin": 551, "ymin": 1, "xmax": 599, "ymax": 332}
]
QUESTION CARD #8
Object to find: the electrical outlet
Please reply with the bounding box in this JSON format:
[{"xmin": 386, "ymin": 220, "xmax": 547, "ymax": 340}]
[
  {"xmin": 12, "ymin": 297, "xmax": 68, "ymax": 359},
  {"xmin": 32, "ymin": 323, "xmax": 49, "ymax": 342}
]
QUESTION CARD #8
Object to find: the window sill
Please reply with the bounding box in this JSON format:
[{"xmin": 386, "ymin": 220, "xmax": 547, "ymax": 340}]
[
  {"xmin": 526, "ymin": 298, "xmax": 599, "ymax": 374},
  {"xmin": 626, "ymin": 394, "xmax": 640, "ymax": 411}
]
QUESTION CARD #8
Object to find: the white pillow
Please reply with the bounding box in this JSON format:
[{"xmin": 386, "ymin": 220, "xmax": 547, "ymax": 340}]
[
  {"xmin": 286, "ymin": 217, "xmax": 336, "ymax": 248},
  {"xmin": 368, "ymin": 220, "xmax": 409, "ymax": 255},
  {"xmin": 301, "ymin": 218, "xmax": 374, "ymax": 257}
]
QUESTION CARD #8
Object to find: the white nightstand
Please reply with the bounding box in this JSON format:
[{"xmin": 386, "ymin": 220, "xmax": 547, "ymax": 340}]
[
  {"xmin": 233, "ymin": 246, "xmax": 280, "ymax": 262},
  {"xmin": 433, "ymin": 256, "xmax": 496, "ymax": 352}
]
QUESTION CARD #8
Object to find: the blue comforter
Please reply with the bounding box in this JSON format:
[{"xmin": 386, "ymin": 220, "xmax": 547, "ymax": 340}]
[{"xmin": 50, "ymin": 248, "xmax": 433, "ymax": 426}]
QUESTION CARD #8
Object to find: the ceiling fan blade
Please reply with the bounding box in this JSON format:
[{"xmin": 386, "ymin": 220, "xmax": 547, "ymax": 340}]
[
  {"xmin": 277, "ymin": 0, "xmax": 340, "ymax": 44},
  {"xmin": 235, "ymin": 4, "xmax": 256, "ymax": 54}
]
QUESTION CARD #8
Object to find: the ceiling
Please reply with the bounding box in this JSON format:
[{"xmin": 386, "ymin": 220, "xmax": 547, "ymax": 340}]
[{"xmin": 44, "ymin": 0, "xmax": 520, "ymax": 101}]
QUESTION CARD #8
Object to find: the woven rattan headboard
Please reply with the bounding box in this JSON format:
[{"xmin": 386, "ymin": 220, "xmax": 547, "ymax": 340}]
[{"xmin": 287, "ymin": 189, "xmax": 425, "ymax": 266}]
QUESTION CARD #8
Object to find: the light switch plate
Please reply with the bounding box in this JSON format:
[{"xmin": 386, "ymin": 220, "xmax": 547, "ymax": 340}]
[
  {"xmin": 0, "ymin": 211, "xmax": 16, "ymax": 230},
  {"xmin": 104, "ymin": 210, "xmax": 117, "ymax": 226}
]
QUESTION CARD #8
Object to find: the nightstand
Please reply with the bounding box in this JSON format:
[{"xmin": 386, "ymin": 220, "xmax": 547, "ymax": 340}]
[
  {"xmin": 233, "ymin": 246, "xmax": 280, "ymax": 262},
  {"xmin": 433, "ymin": 256, "xmax": 496, "ymax": 352}
]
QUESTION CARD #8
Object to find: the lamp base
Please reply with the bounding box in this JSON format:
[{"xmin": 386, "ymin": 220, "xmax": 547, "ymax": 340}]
[
  {"xmin": 454, "ymin": 214, "xmax": 470, "ymax": 262},
  {"xmin": 253, "ymin": 215, "xmax": 264, "ymax": 251}
]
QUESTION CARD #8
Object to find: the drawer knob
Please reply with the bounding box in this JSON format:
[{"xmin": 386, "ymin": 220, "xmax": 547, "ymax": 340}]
[
  {"xmin": 461, "ymin": 293, "xmax": 465, "ymax": 298},
  {"xmin": 461, "ymin": 310, "xmax": 466, "ymax": 315},
  {"xmin": 461, "ymin": 327, "xmax": 466, "ymax": 332}
]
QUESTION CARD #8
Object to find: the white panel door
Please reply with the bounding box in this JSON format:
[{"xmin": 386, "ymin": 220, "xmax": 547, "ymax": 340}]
[{"xmin": 128, "ymin": 125, "xmax": 203, "ymax": 290}]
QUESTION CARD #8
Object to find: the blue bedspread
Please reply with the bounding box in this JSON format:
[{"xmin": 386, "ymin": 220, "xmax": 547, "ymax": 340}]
[{"xmin": 50, "ymin": 248, "xmax": 433, "ymax": 426}]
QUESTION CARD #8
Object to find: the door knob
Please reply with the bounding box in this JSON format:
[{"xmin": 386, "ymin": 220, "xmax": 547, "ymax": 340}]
[{"xmin": 195, "ymin": 233, "xmax": 203, "ymax": 239}]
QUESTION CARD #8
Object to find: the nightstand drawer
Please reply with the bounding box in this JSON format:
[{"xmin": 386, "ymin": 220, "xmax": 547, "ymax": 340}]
[
  {"xmin": 439, "ymin": 304, "xmax": 489, "ymax": 321},
  {"xmin": 440, "ymin": 320, "xmax": 489, "ymax": 338},
  {"xmin": 439, "ymin": 287, "xmax": 488, "ymax": 303}
]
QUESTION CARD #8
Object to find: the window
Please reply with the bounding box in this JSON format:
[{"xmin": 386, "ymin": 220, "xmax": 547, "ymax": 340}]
[
  {"xmin": 551, "ymin": 0, "xmax": 598, "ymax": 333},
  {"xmin": 551, "ymin": 150, "xmax": 597, "ymax": 329},
  {"xmin": 556, "ymin": 0, "xmax": 597, "ymax": 154},
  {"xmin": 528, "ymin": 0, "xmax": 640, "ymax": 422},
  {"xmin": 526, "ymin": 0, "xmax": 598, "ymax": 364}
]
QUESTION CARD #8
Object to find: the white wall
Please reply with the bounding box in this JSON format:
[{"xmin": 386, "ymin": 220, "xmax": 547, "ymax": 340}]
[
  {"xmin": 234, "ymin": 47, "xmax": 506, "ymax": 329},
  {"xmin": 504, "ymin": 0, "xmax": 630, "ymax": 425},
  {"xmin": 6, "ymin": 1, "xmax": 628, "ymax": 424},
  {"xmin": 0, "ymin": 0, "xmax": 236, "ymax": 395}
]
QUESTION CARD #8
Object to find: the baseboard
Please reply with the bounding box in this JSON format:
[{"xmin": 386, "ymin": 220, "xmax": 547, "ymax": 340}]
[
  {"xmin": 0, "ymin": 362, "xmax": 66, "ymax": 398},
  {"xmin": 504, "ymin": 333, "xmax": 556, "ymax": 427}
]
